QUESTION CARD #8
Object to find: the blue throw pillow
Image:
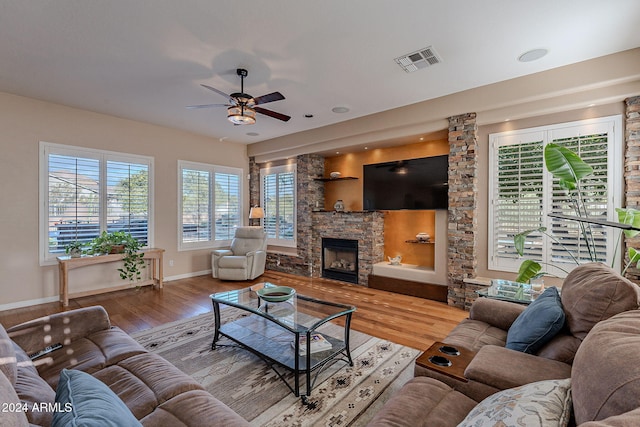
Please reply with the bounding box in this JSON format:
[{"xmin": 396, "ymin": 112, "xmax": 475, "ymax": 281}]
[
  {"xmin": 52, "ymin": 369, "xmax": 142, "ymax": 427},
  {"xmin": 506, "ymin": 286, "xmax": 566, "ymax": 354}
]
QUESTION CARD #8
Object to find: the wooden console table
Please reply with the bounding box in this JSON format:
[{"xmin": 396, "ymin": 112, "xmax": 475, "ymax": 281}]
[{"xmin": 57, "ymin": 248, "xmax": 164, "ymax": 307}]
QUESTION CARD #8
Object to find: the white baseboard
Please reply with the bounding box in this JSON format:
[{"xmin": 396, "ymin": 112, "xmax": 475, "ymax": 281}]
[
  {"xmin": 163, "ymin": 269, "xmax": 212, "ymax": 282},
  {"xmin": 0, "ymin": 296, "xmax": 60, "ymax": 312},
  {"xmin": 0, "ymin": 270, "xmax": 214, "ymax": 312}
]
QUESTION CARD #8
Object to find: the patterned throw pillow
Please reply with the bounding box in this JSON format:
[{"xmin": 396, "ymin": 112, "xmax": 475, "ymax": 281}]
[{"xmin": 457, "ymin": 378, "xmax": 572, "ymax": 427}]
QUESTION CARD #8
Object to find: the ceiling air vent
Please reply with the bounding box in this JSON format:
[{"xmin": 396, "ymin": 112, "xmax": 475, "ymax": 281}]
[{"xmin": 394, "ymin": 46, "xmax": 442, "ymax": 73}]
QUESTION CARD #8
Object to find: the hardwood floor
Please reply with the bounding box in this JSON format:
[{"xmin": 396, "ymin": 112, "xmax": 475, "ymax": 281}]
[{"xmin": 0, "ymin": 271, "xmax": 469, "ymax": 350}]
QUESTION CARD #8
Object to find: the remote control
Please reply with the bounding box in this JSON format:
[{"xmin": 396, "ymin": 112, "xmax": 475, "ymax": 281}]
[{"xmin": 29, "ymin": 343, "xmax": 62, "ymax": 360}]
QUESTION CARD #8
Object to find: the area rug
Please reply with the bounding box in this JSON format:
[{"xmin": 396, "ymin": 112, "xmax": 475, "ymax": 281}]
[{"xmin": 131, "ymin": 309, "xmax": 420, "ymax": 426}]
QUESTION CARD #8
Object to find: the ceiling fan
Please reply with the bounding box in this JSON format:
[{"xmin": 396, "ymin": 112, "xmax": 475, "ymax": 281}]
[{"xmin": 187, "ymin": 68, "xmax": 291, "ymax": 125}]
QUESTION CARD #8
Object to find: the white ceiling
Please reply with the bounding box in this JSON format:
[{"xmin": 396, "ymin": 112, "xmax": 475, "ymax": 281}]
[{"xmin": 1, "ymin": 0, "xmax": 639, "ymax": 145}]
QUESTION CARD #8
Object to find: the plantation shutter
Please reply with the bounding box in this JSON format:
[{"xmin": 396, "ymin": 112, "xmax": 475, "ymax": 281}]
[
  {"xmin": 215, "ymin": 172, "xmax": 240, "ymax": 240},
  {"xmin": 106, "ymin": 160, "xmax": 149, "ymax": 245},
  {"xmin": 489, "ymin": 116, "xmax": 621, "ymax": 277},
  {"xmin": 261, "ymin": 164, "xmax": 297, "ymax": 247},
  {"xmin": 48, "ymin": 154, "xmax": 101, "ymax": 252},
  {"xmin": 181, "ymin": 168, "xmax": 211, "ymax": 244},
  {"xmin": 491, "ymin": 132, "xmax": 545, "ymax": 271},
  {"xmin": 548, "ymin": 125, "xmax": 611, "ymax": 272}
]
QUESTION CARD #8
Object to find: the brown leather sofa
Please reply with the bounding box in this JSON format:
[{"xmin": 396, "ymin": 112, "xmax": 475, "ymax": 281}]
[
  {"xmin": 0, "ymin": 306, "xmax": 249, "ymax": 426},
  {"xmin": 368, "ymin": 263, "xmax": 640, "ymax": 426}
]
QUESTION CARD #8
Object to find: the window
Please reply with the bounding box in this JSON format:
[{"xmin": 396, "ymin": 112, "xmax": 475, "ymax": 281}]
[
  {"xmin": 178, "ymin": 161, "xmax": 242, "ymax": 250},
  {"xmin": 260, "ymin": 164, "xmax": 296, "ymax": 247},
  {"xmin": 488, "ymin": 116, "xmax": 623, "ymax": 277},
  {"xmin": 40, "ymin": 142, "xmax": 153, "ymax": 264}
]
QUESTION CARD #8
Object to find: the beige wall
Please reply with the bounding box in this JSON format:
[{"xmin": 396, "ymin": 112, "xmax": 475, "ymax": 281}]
[{"xmin": 0, "ymin": 91, "xmax": 248, "ymax": 308}]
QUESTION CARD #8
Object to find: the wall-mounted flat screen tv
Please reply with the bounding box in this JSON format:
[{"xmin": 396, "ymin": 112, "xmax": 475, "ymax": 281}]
[{"xmin": 363, "ymin": 155, "xmax": 448, "ymax": 210}]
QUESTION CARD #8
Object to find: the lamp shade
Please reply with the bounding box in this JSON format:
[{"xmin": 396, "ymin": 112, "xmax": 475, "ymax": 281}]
[{"xmin": 249, "ymin": 206, "xmax": 265, "ymax": 219}]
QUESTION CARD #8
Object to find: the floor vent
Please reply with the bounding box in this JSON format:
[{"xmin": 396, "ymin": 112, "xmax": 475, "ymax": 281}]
[{"xmin": 394, "ymin": 46, "xmax": 443, "ymax": 73}]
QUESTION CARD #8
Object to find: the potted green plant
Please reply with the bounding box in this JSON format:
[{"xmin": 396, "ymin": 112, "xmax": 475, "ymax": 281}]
[
  {"xmin": 64, "ymin": 241, "xmax": 85, "ymax": 258},
  {"xmin": 87, "ymin": 231, "xmax": 146, "ymax": 282},
  {"xmin": 514, "ymin": 143, "xmax": 640, "ymax": 283}
]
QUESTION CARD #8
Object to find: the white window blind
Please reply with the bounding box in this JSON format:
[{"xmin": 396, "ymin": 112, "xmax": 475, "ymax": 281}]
[
  {"xmin": 260, "ymin": 164, "xmax": 296, "ymax": 247},
  {"xmin": 40, "ymin": 142, "xmax": 153, "ymax": 264},
  {"xmin": 215, "ymin": 172, "xmax": 241, "ymax": 241},
  {"xmin": 178, "ymin": 161, "xmax": 242, "ymax": 250},
  {"xmin": 181, "ymin": 168, "xmax": 212, "ymax": 244},
  {"xmin": 489, "ymin": 116, "xmax": 622, "ymax": 277}
]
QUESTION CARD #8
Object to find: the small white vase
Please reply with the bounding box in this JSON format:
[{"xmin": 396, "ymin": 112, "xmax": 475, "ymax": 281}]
[
  {"xmin": 334, "ymin": 199, "xmax": 345, "ymax": 212},
  {"xmin": 416, "ymin": 232, "xmax": 431, "ymax": 242}
]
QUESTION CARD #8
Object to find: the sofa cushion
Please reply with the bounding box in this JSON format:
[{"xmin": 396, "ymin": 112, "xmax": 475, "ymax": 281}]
[
  {"xmin": 0, "ymin": 323, "xmax": 17, "ymax": 385},
  {"xmin": 367, "ymin": 377, "xmax": 477, "ymax": 427},
  {"xmin": 92, "ymin": 352, "xmax": 204, "ymax": 420},
  {"xmin": 36, "ymin": 327, "xmax": 147, "ymax": 388},
  {"xmin": 506, "ymin": 287, "xmax": 565, "ymax": 353},
  {"xmin": 457, "ymin": 378, "xmax": 572, "ymax": 427},
  {"xmin": 0, "ymin": 370, "xmax": 29, "ymax": 427},
  {"xmin": 52, "ymin": 368, "xmax": 142, "ymax": 427},
  {"xmin": 13, "ymin": 342, "xmax": 56, "ymax": 426},
  {"xmin": 572, "ymin": 310, "xmax": 640, "ymax": 424},
  {"xmin": 444, "ymin": 319, "xmax": 508, "ymax": 352},
  {"xmin": 218, "ymin": 255, "xmax": 248, "ymax": 269},
  {"xmin": 561, "ymin": 262, "xmax": 640, "ymax": 340}
]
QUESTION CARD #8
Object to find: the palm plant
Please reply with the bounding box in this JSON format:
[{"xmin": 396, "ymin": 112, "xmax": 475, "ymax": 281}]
[{"xmin": 514, "ymin": 143, "xmax": 640, "ymax": 283}]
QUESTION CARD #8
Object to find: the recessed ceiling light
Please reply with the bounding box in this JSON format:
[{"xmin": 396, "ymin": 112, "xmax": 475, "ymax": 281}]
[
  {"xmin": 246, "ymin": 132, "xmax": 259, "ymax": 136},
  {"xmin": 518, "ymin": 48, "xmax": 548, "ymax": 63},
  {"xmin": 304, "ymin": 114, "xmax": 314, "ymax": 118},
  {"xmin": 419, "ymin": 137, "xmax": 424, "ymax": 141},
  {"xmin": 332, "ymin": 106, "xmax": 350, "ymax": 114}
]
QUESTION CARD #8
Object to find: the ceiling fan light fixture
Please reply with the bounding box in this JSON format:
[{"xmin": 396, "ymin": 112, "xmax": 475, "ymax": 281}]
[{"xmin": 227, "ymin": 106, "xmax": 256, "ymax": 125}]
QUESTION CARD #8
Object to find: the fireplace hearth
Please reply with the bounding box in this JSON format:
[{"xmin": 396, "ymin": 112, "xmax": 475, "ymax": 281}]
[{"xmin": 322, "ymin": 238, "xmax": 358, "ymax": 284}]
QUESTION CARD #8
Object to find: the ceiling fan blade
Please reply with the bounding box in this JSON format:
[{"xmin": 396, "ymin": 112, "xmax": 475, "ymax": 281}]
[
  {"xmin": 254, "ymin": 107, "xmax": 291, "ymax": 122},
  {"xmin": 201, "ymin": 84, "xmax": 231, "ymax": 100},
  {"xmin": 186, "ymin": 103, "xmax": 228, "ymax": 109},
  {"xmin": 252, "ymin": 91, "xmax": 285, "ymax": 105}
]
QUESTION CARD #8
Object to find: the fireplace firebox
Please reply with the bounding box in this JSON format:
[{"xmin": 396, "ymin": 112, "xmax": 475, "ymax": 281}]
[{"xmin": 322, "ymin": 238, "xmax": 358, "ymax": 284}]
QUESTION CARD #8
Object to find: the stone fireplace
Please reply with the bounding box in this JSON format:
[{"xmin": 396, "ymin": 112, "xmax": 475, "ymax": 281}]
[{"xmin": 311, "ymin": 211, "xmax": 384, "ymax": 286}]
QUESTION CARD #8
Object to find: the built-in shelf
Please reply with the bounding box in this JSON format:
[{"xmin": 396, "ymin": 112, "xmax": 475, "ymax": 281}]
[
  {"xmin": 405, "ymin": 240, "xmax": 435, "ymax": 244},
  {"xmin": 313, "ymin": 176, "xmax": 358, "ymax": 182}
]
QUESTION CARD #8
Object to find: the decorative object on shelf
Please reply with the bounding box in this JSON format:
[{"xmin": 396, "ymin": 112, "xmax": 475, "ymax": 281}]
[
  {"xmin": 249, "ymin": 205, "xmax": 265, "ymax": 226},
  {"xmin": 334, "ymin": 199, "xmax": 345, "ymax": 212},
  {"xmin": 330, "ymin": 171, "xmax": 342, "ymax": 179},
  {"xmin": 416, "ymin": 232, "xmax": 431, "ymax": 242},
  {"xmin": 388, "ymin": 255, "xmax": 402, "ymax": 265},
  {"xmin": 256, "ymin": 285, "xmax": 296, "ymax": 302}
]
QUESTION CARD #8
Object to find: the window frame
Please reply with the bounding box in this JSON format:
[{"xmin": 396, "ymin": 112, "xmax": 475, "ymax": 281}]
[
  {"xmin": 39, "ymin": 141, "xmax": 154, "ymax": 265},
  {"xmin": 488, "ymin": 115, "xmax": 623, "ymax": 277},
  {"xmin": 260, "ymin": 163, "xmax": 297, "ymax": 248},
  {"xmin": 177, "ymin": 160, "xmax": 243, "ymax": 251}
]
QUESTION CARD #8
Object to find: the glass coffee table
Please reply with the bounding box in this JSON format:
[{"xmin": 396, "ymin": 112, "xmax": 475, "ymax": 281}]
[{"xmin": 210, "ymin": 282, "xmax": 356, "ymax": 399}]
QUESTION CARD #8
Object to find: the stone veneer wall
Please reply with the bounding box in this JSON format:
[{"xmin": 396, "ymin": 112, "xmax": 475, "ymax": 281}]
[
  {"xmin": 249, "ymin": 154, "xmax": 325, "ymax": 277},
  {"xmin": 311, "ymin": 211, "xmax": 385, "ymax": 286},
  {"xmin": 447, "ymin": 113, "xmax": 479, "ymax": 309},
  {"xmin": 624, "ymin": 96, "xmax": 640, "ymax": 283}
]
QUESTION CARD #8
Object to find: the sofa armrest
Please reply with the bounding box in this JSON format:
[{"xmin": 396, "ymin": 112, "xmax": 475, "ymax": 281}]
[
  {"xmin": 469, "ymin": 298, "xmax": 526, "ymax": 331},
  {"xmin": 464, "ymin": 345, "xmax": 571, "ymax": 391},
  {"xmin": 7, "ymin": 306, "xmax": 111, "ymax": 355}
]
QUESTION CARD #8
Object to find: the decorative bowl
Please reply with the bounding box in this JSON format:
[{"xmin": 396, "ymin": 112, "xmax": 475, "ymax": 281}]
[
  {"xmin": 330, "ymin": 171, "xmax": 341, "ymax": 179},
  {"xmin": 257, "ymin": 286, "xmax": 296, "ymax": 302}
]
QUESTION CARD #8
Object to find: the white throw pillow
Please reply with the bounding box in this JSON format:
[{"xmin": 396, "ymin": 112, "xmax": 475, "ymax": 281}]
[{"xmin": 457, "ymin": 378, "xmax": 572, "ymax": 427}]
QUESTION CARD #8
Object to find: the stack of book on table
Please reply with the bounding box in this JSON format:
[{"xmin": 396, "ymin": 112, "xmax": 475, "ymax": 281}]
[{"xmin": 293, "ymin": 333, "xmax": 332, "ymax": 355}]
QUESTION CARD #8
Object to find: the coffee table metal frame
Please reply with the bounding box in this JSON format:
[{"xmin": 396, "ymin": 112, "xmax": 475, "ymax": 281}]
[{"xmin": 210, "ymin": 283, "xmax": 356, "ymax": 399}]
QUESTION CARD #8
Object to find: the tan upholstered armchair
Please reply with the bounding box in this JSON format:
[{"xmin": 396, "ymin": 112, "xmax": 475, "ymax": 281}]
[{"xmin": 211, "ymin": 226, "xmax": 268, "ymax": 280}]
